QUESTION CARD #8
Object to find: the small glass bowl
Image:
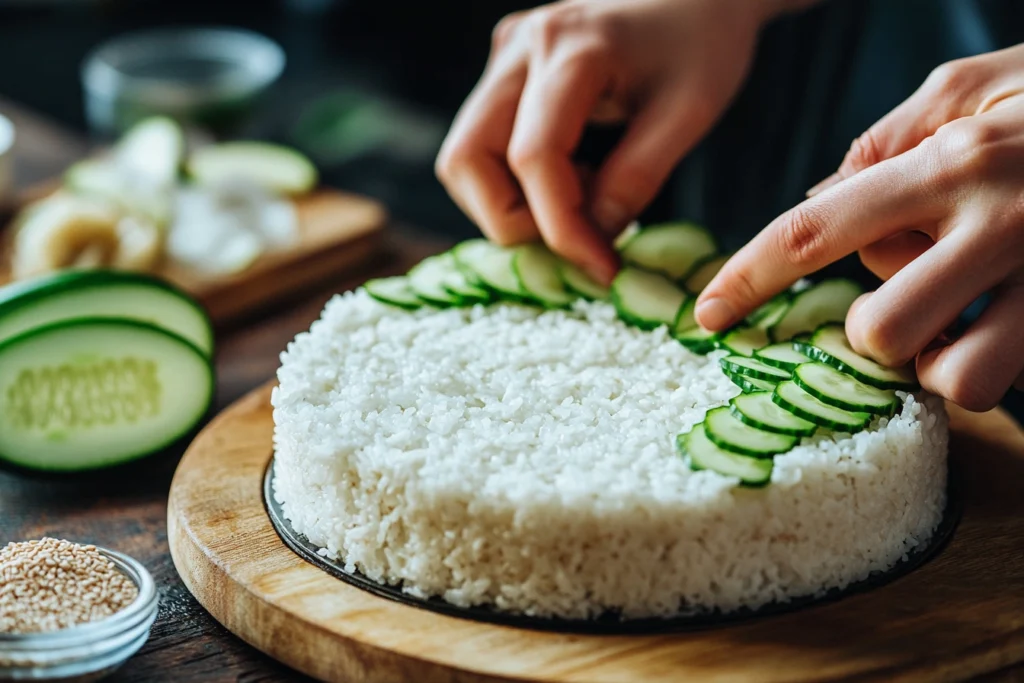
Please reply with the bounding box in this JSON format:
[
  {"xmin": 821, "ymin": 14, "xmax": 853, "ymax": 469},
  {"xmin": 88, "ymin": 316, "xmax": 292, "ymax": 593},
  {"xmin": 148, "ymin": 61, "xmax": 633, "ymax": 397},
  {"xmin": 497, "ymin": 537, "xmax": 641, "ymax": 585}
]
[
  {"xmin": 81, "ymin": 27, "xmax": 285, "ymax": 137},
  {"xmin": 0, "ymin": 113, "xmax": 14, "ymax": 205},
  {"xmin": 0, "ymin": 548, "xmax": 159, "ymax": 682}
]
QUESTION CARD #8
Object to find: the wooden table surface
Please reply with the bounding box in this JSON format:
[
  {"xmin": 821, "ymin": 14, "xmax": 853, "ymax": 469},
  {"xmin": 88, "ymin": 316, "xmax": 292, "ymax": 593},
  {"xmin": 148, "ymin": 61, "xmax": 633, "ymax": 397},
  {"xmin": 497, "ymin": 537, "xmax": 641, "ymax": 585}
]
[{"xmin": 0, "ymin": 100, "xmax": 1021, "ymax": 683}]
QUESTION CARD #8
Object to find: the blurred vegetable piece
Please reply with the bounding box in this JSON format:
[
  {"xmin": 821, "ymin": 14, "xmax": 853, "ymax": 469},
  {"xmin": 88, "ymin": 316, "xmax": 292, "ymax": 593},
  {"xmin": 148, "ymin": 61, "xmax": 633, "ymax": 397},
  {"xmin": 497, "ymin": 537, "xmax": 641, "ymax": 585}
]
[{"xmin": 188, "ymin": 142, "xmax": 318, "ymax": 196}]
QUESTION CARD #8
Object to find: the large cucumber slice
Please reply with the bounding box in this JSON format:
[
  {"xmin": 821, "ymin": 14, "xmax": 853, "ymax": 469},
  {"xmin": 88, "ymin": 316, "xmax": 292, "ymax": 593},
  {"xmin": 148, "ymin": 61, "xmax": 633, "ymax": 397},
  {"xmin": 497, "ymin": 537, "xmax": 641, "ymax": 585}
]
[
  {"xmin": 453, "ymin": 239, "xmax": 523, "ymax": 299},
  {"xmin": 719, "ymin": 356, "xmax": 793, "ymax": 382},
  {"xmin": 364, "ymin": 276, "xmax": 423, "ymax": 310},
  {"xmin": 559, "ymin": 262, "xmax": 609, "ymax": 301},
  {"xmin": 769, "ymin": 279, "xmax": 862, "ymax": 341},
  {"xmin": 703, "ymin": 406, "xmax": 798, "ymax": 457},
  {"xmin": 715, "ymin": 326, "xmax": 769, "ymax": 357},
  {"xmin": 611, "ymin": 267, "xmax": 688, "ymax": 330},
  {"xmin": 512, "ymin": 244, "xmax": 576, "ymax": 308},
  {"xmin": 683, "ymin": 253, "xmax": 729, "ymax": 294},
  {"xmin": 754, "ymin": 342, "xmax": 812, "ymax": 371},
  {"xmin": 0, "ymin": 319, "xmax": 213, "ymax": 472},
  {"xmin": 676, "ymin": 423, "xmax": 773, "ymax": 487},
  {"xmin": 772, "ymin": 381, "xmax": 871, "ymax": 431},
  {"xmin": 188, "ymin": 142, "xmax": 318, "ymax": 196},
  {"xmin": 408, "ymin": 254, "xmax": 463, "ymax": 307},
  {"xmin": 793, "ymin": 362, "xmax": 900, "ymax": 415},
  {"xmin": 748, "ymin": 295, "xmax": 791, "ymax": 329},
  {"xmin": 730, "ymin": 392, "xmax": 816, "ymax": 436},
  {"xmin": 797, "ymin": 324, "xmax": 918, "ymax": 390},
  {"xmin": 730, "ymin": 375, "xmax": 778, "ymax": 394},
  {"xmin": 115, "ymin": 117, "xmax": 184, "ymax": 186},
  {"xmin": 617, "ymin": 222, "xmax": 717, "ymax": 280},
  {"xmin": 0, "ymin": 271, "xmax": 213, "ymax": 356}
]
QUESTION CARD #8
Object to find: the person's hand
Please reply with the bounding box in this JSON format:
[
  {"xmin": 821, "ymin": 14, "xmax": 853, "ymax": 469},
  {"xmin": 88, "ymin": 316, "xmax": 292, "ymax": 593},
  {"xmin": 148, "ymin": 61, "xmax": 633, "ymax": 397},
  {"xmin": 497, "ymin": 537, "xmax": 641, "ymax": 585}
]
[
  {"xmin": 436, "ymin": 0, "xmax": 802, "ymax": 284},
  {"xmin": 697, "ymin": 44, "xmax": 1024, "ymax": 411}
]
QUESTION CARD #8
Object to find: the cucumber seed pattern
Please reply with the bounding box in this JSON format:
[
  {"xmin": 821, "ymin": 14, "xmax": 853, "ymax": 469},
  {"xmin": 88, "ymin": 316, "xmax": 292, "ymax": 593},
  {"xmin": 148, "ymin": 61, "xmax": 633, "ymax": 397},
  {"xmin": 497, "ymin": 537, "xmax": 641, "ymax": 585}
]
[{"xmin": 5, "ymin": 358, "xmax": 160, "ymax": 430}]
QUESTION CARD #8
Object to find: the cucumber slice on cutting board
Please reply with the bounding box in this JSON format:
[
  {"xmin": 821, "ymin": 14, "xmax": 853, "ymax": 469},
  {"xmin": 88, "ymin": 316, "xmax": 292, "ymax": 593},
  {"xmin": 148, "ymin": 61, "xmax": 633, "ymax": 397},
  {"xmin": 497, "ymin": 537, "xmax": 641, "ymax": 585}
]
[
  {"xmin": 793, "ymin": 362, "xmax": 900, "ymax": 415},
  {"xmin": 188, "ymin": 142, "xmax": 318, "ymax": 196},
  {"xmin": 730, "ymin": 392, "xmax": 816, "ymax": 436},
  {"xmin": 769, "ymin": 279, "xmax": 862, "ymax": 341},
  {"xmin": 0, "ymin": 318, "xmax": 213, "ymax": 472},
  {"xmin": 65, "ymin": 159, "xmax": 172, "ymax": 227},
  {"xmin": 611, "ymin": 267, "xmax": 688, "ymax": 330},
  {"xmin": 0, "ymin": 271, "xmax": 213, "ymax": 356},
  {"xmin": 677, "ymin": 423, "xmax": 774, "ymax": 487},
  {"xmin": 512, "ymin": 244, "xmax": 576, "ymax": 308},
  {"xmin": 755, "ymin": 342, "xmax": 811, "ymax": 371},
  {"xmin": 683, "ymin": 253, "xmax": 729, "ymax": 294},
  {"xmin": 618, "ymin": 222, "xmax": 717, "ymax": 280},
  {"xmin": 115, "ymin": 117, "xmax": 184, "ymax": 186},
  {"xmin": 364, "ymin": 276, "xmax": 423, "ymax": 310},
  {"xmin": 704, "ymin": 406, "xmax": 798, "ymax": 457},
  {"xmin": 559, "ymin": 262, "xmax": 609, "ymax": 301},
  {"xmin": 453, "ymin": 239, "xmax": 524, "ymax": 299},
  {"xmin": 772, "ymin": 381, "xmax": 871, "ymax": 431},
  {"xmin": 796, "ymin": 324, "xmax": 917, "ymax": 390}
]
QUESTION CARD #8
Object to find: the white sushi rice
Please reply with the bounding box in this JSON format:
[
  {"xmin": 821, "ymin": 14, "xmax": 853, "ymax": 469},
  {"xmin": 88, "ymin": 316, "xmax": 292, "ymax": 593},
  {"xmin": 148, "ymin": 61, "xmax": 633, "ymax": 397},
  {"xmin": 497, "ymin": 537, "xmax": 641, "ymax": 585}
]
[{"xmin": 272, "ymin": 290, "xmax": 948, "ymax": 619}]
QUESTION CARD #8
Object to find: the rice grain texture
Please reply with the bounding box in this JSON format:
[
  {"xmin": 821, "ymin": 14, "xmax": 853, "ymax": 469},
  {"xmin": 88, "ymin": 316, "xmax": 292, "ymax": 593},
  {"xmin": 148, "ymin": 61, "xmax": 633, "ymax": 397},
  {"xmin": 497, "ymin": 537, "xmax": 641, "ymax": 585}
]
[{"xmin": 272, "ymin": 291, "xmax": 948, "ymax": 619}]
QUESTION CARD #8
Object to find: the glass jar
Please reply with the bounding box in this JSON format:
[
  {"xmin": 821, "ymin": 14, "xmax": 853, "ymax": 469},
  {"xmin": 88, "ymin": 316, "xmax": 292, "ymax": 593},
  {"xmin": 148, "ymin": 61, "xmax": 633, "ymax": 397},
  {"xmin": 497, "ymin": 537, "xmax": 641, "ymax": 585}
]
[{"xmin": 0, "ymin": 548, "xmax": 159, "ymax": 682}]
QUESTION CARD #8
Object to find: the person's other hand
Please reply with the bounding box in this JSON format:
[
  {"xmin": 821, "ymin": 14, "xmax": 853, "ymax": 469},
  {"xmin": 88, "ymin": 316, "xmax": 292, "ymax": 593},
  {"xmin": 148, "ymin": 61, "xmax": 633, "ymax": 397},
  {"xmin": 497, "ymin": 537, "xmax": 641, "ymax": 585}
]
[
  {"xmin": 698, "ymin": 44, "xmax": 1024, "ymax": 411},
  {"xmin": 436, "ymin": 0, "xmax": 800, "ymax": 284}
]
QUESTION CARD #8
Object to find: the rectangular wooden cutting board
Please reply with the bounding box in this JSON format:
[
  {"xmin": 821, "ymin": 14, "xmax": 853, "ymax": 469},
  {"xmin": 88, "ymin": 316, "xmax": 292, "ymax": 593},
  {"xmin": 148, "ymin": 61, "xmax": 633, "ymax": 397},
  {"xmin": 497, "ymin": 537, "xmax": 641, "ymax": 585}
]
[{"xmin": 0, "ymin": 187, "xmax": 388, "ymax": 324}]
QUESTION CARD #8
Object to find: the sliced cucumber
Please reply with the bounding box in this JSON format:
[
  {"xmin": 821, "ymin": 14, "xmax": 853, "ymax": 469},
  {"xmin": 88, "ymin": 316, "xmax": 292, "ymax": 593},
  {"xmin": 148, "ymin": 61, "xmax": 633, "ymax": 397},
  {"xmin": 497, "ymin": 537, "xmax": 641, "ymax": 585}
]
[
  {"xmin": 65, "ymin": 159, "xmax": 172, "ymax": 227},
  {"xmin": 704, "ymin": 406, "xmax": 798, "ymax": 457},
  {"xmin": 754, "ymin": 342, "xmax": 811, "ymax": 371},
  {"xmin": 115, "ymin": 117, "xmax": 184, "ymax": 186},
  {"xmin": 749, "ymin": 296, "xmax": 791, "ymax": 329},
  {"xmin": 730, "ymin": 392, "xmax": 817, "ymax": 437},
  {"xmin": 442, "ymin": 267, "xmax": 491, "ymax": 305},
  {"xmin": 0, "ymin": 318, "xmax": 213, "ymax": 472},
  {"xmin": 364, "ymin": 276, "xmax": 423, "ymax": 310},
  {"xmin": 452, "ymin": 239, "xmax": 523, "ymax": 299},
  {"xmin": 768, "ymin": 279, "xmax": 862, "ymax": 341},
  {"xmin": 617, "ymin": 222, "xmax": 717, "ymax": 280},
  {"xmin": 512, "ymin": 244, "xmax": 576, "ymax": 308},
  {"xmin": 188, "ymin": 142, "xmax": 318, "ymax": 196},
  {"xmin": 0, "ymin": 271, "xmax": 213, "ymax": 356},
  {"xmin": 683, "ymin": 253, "xmax": 729, "ymax": 294},
  {"xmin": 676, "ymin": 423, "xmax": 773, "ymax": 487},
  {"xmin": 793, "ymin": 362, "xmax": 900, "ymax": 415},
  {"xmin": 559, "ymin": 262, "xmax": 609, "ymax": 301},
  {"xmin": 715, "ymin": 326, "xmax": 769, "ymax": 357},
  {"xmin": 673, "ymin": 315, "xmax": 718, "ymax": 354},
  {"xmin": 772, "ymin": 381, "xmax": 871, "ymax": 431},
  {"xmin": 408, "ymin": 254, "xmax": 463, "ymax": 307},
  {"xmin": 719, "ymin": 356, "xmax": 793, "ymax": 382},
  {"xmin": 731, "ymin": 375, "xmax": 778, "ymax": 394},
  {"xmin": 797, "ymin": 324, "xmax": 917, "ymax": 390},
  {"xmin": 611, "ymin": 267, "xmax": 688, "ymax": 330},
  {"xmin": 613, "ymin": 221, "xmax": 641, "ymax": 250}
]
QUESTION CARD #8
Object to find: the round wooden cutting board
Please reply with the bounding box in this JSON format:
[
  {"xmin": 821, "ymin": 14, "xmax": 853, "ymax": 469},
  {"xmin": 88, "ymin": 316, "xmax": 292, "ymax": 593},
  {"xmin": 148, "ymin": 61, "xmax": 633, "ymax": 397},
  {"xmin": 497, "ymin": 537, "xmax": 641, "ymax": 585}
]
[{"xmin": 168, "ymin": 382, "xmax": 1024, "ymax": 683}]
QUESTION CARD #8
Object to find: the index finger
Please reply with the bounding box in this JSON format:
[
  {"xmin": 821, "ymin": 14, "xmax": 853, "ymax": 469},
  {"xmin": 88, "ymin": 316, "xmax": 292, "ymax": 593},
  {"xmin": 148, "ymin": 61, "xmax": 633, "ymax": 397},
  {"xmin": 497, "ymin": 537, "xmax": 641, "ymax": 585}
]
[
  {"xmin": 507, "ymin": 45, "xmax": 618, "ymax": 284},
  {"xmin": 696, "ymin": 150, "xmax": 946, "ymax": 330}
]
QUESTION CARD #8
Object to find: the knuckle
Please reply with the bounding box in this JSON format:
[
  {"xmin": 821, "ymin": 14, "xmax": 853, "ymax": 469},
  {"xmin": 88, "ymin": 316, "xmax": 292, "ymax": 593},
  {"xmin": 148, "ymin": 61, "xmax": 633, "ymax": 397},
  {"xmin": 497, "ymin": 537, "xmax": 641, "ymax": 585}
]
[
  {"xmin": 844, "ymin": 128, "xmax": 884, "ymax": 172},
  {"xmin": 933, "ymin": 118, "xmax": 1004, "ymax": 178},
  {"xmin": 434, "ymin": 142, "xmax": 469, "ymax": 183},
  {"xmin": 925, "ymin": 59, "xmax": 975, "ymax": 97},
  {"xmin": 506, "ymin": 140, "xmax": 545, "ymax": 175},
  {"xmin": 491, "ymin": 12, "xmax": 524, "ymax": 51},
  {"xmin": 775, "ymin": 206, "xmax": 831, "ymax": 267}
]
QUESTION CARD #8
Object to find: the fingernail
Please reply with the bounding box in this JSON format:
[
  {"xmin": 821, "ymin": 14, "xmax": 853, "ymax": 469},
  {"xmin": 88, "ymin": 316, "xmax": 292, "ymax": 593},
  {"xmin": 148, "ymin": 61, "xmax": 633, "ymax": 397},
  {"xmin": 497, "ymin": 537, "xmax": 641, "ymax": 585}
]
[
  {"xmin": 592, "ymin": 198, "xmax": 629, "ymax": 234},
  {"xmin": 695, "ymin": 297, "xmax": 737, "ymax": 330},
  {"xmin": 806, "ymin": 173, "xmax": 842, "ymax": 198}
]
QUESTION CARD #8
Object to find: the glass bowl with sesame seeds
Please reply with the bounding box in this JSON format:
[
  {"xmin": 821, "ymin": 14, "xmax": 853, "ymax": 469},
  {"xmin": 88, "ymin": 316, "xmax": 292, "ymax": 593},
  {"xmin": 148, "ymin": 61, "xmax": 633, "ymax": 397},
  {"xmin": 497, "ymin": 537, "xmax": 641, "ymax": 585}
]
[{"xmin": 0, "ymin": 539, "xmax": 158, "ymax": 682}]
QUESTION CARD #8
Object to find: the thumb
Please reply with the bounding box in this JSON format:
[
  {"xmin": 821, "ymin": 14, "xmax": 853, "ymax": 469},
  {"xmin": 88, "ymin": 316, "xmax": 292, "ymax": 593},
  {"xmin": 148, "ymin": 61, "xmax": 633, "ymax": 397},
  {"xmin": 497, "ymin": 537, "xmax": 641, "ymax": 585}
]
[{"xmin": 589, "ymin": 90, "xmax": 714, "ymax": 235}]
